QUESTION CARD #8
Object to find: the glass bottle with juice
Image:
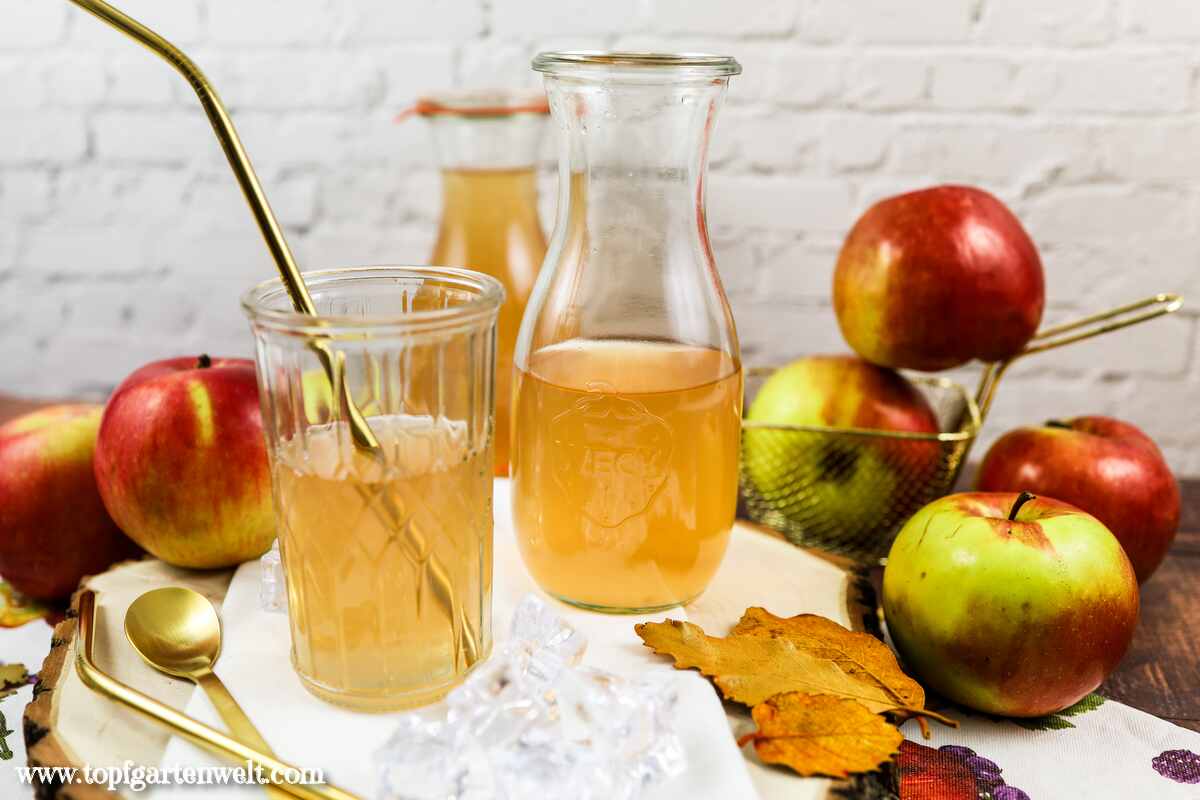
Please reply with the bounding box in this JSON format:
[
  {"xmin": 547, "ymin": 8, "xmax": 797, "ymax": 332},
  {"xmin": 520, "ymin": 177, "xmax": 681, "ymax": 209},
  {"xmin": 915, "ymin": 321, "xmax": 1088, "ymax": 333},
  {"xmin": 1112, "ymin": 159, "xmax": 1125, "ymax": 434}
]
[{"xmin": 512, "ymin": 53, "xmax": 744, "ymax": 613}]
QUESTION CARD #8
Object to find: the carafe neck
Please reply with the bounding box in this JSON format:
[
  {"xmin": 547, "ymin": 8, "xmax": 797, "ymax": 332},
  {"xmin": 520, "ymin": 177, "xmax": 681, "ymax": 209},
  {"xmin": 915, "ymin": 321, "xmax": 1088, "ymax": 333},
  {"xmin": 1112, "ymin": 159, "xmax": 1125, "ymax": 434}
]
[
  {"xmin": 517, "ymin": 53, "xmax": 742, "ymax": 366},
  {"xmin": 545, "ymin": 76, "xmax": 725, "ymax": 245}
]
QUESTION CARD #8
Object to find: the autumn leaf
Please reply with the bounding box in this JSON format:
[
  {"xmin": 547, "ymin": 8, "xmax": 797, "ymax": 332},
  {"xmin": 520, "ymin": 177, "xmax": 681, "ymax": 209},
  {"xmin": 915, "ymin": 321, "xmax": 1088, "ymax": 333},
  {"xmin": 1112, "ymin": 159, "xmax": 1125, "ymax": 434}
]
[
  {"xmin": 738, "ymin": 693, "xmax": 902, "ymax": 778},
  {"xmin": 636, "ymin": 619, "xmax": 940, "ymax": 718},
  {"xmin": 0, "ymin": 581, "xmax": 51, "ymax": 628},
  {"xmin": 0, "ymin": 664, "xmax": 29, "ymax": 701},
  {"xmin": 730, "ymin": 607, "xmax": 926, "ymax": 716}
]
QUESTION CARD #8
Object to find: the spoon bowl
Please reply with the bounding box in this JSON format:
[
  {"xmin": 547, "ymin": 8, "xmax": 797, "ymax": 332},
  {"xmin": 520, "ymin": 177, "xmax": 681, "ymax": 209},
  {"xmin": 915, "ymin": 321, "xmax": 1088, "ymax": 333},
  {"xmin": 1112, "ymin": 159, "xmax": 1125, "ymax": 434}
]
[
  {"xmin": 125, "ymin": 587, "xmax": 223, "ymax": 678},
  {"xmin": 124, "ymin": 585, "xmax": 281, "ymax": 782}
]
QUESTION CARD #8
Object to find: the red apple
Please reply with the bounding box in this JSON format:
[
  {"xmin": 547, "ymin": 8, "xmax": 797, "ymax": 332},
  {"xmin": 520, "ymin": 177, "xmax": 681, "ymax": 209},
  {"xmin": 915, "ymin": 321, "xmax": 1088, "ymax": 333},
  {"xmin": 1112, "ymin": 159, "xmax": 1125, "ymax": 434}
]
[
  {"xmin": 834, "ymin": 185, "xmax": 1045, "ymax": 371},
  {"xmin": 94, "ymin": 355, "xmax": 275, "ymax": 568},
  {"xmin": 976, "ymin": 416, "xmax": 1180, "ymax": 583},
  {"xmin": 743, "ymin": 355, "xmax": 941, "ymax": 533},
  {"xmin": 883, "ymin": 491, "xmax": 1138, "ymax": 717},
  {"xmin": 0, "ymin": 405, "xmax": 140, "ymax": 599}
]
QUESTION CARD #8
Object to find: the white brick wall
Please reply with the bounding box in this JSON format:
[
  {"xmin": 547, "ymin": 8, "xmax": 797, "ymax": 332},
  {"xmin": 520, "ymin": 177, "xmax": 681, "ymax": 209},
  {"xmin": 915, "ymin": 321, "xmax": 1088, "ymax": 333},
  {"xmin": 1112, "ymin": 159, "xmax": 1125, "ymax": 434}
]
[{"xmin": 2, "ymin": 0, "xmax": 1199, "ymax": 474}]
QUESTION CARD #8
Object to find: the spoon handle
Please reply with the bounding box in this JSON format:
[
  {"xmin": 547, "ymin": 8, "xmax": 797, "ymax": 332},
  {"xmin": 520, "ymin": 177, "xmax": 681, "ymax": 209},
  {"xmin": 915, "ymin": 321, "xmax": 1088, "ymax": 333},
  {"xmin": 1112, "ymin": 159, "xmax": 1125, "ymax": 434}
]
[
  {"xmin": 195, "ymin": 671, "xmax": 276, "ymax": 755},
  {"xmin": 196, "ymin": 671, "xmax": 291, "ymax": 800}
]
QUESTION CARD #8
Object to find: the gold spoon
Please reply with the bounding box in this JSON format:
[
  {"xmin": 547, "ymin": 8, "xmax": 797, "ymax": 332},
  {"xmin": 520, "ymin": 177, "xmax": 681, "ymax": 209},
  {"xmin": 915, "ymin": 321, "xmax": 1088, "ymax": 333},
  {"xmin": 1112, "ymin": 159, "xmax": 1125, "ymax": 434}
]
[
  {"xmin": 78, "ymin": 591, "xmax": 358, "ymax": 800},
  {"xmin": 125, "ymin": 587, "xmax": 286, "ymax": 797}
]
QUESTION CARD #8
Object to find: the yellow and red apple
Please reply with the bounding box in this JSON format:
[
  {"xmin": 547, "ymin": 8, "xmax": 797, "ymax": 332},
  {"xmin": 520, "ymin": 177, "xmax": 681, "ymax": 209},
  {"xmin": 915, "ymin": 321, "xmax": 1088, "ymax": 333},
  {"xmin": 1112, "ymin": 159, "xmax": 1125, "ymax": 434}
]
[
  {"xmin": 743, "ymin": 355, "xmax": 941, "ymax": 533},
  {"xmin": 976, "ymin": 416, "xmax": 1180, "ymax": 583},
  {"xmin": 883, "ymin": 491, "xmax": 1139, "ymax": 717},
  {"xmin": 0, "ymin": 405, "xmax": 140, "ymax": 600},
  {"xmin": 834, "ymin": 185, "xmax": 1045, "ymax": 371},
  {"xmin": 94, "ymin": 355, "xmax": 275, "ymax": 568}
]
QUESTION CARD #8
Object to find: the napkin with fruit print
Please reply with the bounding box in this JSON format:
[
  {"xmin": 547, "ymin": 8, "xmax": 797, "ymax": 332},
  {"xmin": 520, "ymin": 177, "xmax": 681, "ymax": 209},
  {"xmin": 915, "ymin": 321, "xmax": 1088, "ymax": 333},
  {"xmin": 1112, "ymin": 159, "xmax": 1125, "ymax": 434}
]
[{"xmin": 829, "ymin": 693, "xmax": 1200, "ymax": 799}]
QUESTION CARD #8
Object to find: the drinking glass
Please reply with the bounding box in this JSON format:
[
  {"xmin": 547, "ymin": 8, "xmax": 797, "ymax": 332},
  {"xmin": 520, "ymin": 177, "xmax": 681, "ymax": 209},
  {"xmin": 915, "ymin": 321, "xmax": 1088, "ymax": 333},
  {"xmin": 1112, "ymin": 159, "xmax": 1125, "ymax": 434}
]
[
  {"xmin": 243, "ymin": 266, "xmax": 502, "ymax": 711},
  {"xmin": 416, "ymin": 90, "xmax": 549, "ymax": 476},
  {"xmin": 511, "ymin": 53, "xmax": 744, "ymax": 613}
]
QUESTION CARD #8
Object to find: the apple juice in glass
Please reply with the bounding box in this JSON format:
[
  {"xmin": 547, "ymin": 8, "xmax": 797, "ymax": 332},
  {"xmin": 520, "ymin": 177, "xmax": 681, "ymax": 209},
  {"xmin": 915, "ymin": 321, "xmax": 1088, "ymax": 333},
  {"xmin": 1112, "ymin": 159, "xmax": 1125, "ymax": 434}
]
[
  {"xmin": 243, "ymin": 267, "xmax": 502, "ymax": 711},
  {"xmin": 511, "ymin": 53, "xmax": 744, "ymax": 613},
  {"xmin": 415, "ymin": 91, "xmax": 549, "ymax": 477}
]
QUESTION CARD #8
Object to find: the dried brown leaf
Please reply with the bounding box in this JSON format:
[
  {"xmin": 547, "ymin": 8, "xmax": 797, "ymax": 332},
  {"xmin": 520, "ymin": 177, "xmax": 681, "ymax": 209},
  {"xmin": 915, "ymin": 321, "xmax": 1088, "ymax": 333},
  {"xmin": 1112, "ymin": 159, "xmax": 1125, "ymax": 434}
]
[
  {"xmin": 730, "ymin": 607, "xmax": 925, "ymax": 714},
  {"xmin": 636, "ymin": 619, "xmax": 926, "ymax": 716},
  {"xmin": 739, "ymin": 693, "xmax": 902, "ymax": 778}
]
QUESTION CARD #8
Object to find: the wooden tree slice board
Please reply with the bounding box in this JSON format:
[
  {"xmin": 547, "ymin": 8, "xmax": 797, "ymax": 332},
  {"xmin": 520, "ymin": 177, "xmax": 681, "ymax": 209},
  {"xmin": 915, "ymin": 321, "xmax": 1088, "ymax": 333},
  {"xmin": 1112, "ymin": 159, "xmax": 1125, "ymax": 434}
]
[
  {"xmin": 24, "ymin": 560, "xmax": 234, "ymax": 800},
  {"xmin": 23, "ymin": 523, "xmax": 861, "ymax": 800}
]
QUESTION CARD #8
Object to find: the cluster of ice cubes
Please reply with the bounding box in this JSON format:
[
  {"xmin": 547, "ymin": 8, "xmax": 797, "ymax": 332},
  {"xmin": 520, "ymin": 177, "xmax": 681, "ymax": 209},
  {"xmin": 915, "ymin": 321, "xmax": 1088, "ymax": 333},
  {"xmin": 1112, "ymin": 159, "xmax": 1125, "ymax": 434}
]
[{"xmin": 375, "ymin": 594, "xmax": 687, "ymax": 800}]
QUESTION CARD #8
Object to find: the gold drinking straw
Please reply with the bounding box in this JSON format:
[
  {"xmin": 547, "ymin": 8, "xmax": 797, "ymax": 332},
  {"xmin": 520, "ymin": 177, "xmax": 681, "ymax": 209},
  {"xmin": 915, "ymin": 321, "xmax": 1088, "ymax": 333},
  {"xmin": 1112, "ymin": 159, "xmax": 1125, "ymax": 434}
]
[
  {"xmin": 65, "ymin": 0, "xmax": 380, "ymax": 452},
  {"xmin": 67, "ymin": 0, "xmax": 482, "ymax": 674}
]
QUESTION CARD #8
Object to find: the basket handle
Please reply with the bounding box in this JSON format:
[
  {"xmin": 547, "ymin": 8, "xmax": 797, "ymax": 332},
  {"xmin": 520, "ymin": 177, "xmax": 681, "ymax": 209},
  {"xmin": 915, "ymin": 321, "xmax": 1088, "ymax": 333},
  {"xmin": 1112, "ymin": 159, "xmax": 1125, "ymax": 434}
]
[{"xmin": 974, "ymin": 293, "xmax": 1183, "ymax": 419}]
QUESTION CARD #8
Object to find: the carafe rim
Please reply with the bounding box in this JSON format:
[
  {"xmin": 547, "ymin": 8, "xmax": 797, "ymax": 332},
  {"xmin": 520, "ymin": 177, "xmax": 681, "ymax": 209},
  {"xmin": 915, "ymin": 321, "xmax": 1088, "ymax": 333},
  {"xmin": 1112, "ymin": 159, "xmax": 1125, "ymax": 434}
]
[{"xmin": 532, "ymin": 50, "xmax": 741, "ymax": 77}]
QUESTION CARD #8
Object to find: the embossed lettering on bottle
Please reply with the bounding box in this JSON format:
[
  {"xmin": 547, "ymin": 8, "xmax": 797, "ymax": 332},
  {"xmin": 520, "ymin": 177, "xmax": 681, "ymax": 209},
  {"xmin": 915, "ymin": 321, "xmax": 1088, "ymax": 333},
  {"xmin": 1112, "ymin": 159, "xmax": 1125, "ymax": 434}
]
[{"xmin": 551, "ymin": 385, "xmax": 672, "ymax": 529}]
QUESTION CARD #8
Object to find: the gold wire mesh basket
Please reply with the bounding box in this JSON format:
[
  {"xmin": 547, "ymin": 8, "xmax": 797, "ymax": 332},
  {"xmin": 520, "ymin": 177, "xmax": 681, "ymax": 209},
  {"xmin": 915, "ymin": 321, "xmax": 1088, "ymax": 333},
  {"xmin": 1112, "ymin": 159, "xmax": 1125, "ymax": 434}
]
[{"xmin": 739, "ymin": 294, "xmax": 1183, "ymax": 563}]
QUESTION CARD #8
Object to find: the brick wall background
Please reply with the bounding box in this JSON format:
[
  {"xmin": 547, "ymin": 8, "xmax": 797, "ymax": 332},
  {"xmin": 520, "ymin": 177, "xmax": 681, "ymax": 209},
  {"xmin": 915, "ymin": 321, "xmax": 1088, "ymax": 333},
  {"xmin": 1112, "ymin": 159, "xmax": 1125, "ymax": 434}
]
[{"xmin": 2, "ymin": 0, "xmax": 1198, "ymax": 473}]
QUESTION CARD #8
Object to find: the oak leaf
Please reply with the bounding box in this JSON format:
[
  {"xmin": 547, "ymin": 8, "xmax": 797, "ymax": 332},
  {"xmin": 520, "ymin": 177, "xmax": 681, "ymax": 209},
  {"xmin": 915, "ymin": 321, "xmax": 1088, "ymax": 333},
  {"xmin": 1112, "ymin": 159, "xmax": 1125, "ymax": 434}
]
[
  {"xmin": 739, "ymin": 693, "xmax": 902, "ymax": 778},
  {"xmin": 636, "ymin": 619, "xmax": 923, "ymax": 715},
  {"xmin": 730, "ymin": 607, "xmax": 925, "ymax": 714}
]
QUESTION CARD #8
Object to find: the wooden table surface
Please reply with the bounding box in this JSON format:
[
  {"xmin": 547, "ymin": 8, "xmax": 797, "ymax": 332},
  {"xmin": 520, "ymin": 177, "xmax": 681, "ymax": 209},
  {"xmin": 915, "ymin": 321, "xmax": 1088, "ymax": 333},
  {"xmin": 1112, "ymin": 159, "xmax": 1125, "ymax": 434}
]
[{"xmin": 2, "ymin": 395, "xmax": 1197, "ymax": 732}]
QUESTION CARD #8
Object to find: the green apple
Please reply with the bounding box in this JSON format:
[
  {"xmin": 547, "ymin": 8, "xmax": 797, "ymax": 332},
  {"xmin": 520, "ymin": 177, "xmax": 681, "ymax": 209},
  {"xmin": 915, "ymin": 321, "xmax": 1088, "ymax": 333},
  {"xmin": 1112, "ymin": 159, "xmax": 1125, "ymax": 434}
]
[
  {"xmin": 743, "ymin": 355, "xmax": 939, "ymax": 537},
  {"xmin": 883, "ymin": 491, "xmax": 1139, "ymax": 717}
]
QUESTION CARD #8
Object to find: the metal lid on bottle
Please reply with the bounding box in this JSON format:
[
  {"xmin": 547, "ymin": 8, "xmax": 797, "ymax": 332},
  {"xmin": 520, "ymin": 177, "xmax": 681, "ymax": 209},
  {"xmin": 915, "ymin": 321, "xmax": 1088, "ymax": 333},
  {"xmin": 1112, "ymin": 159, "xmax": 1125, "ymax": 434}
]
[{"xmin": 532, "ymin": 51, "xmax": 742, "ymax": 77}]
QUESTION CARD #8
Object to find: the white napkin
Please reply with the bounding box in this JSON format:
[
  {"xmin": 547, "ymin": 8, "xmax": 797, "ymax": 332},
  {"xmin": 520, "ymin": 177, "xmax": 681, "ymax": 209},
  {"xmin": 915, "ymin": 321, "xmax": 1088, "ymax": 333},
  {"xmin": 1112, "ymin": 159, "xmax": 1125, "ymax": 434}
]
[
  {"xmin": 898, "ymin": 694, "xmax": 1200, "ymax": 798},
  {"xmin": 154, "ymin": 480, "xmax": 759, "ymax": 800}
]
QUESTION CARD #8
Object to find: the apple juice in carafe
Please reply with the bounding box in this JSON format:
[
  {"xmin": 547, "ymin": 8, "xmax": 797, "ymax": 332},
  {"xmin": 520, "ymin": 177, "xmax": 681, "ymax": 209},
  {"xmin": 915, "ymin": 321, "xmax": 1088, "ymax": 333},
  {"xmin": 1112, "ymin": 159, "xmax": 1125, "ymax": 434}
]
[
  {"xmin": 418, "ymin": 92, "xmax": 549, "ymax": 476},
  {"xmin": 512, "ymin": 340, "xmax": 741, "ymax": 610},
  {"xmin": 512, "ymin": 52, "xmax": 744, "ymax": 612}
]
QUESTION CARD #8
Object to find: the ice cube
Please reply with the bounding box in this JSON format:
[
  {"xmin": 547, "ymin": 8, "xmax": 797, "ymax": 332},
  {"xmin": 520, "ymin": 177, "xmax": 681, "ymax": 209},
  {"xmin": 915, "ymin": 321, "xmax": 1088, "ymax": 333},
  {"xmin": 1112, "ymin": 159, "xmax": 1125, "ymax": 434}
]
[
  {"xmin": 377, "ymin": 597, "xmax": 686, "ymax": 800},
  {"xmin": 509, "ymin": 594, "xmax": 586, "ymax": 665},
  {"xmin": 258, "ymin": 542, "xmax": 286, "ymax": 614},
  {"xmin": 375, "ymin": 711, "xmax": 492, "ymax": 800},
  {"xmin": 447, "ymin": 644, "xmax": 548, "ymax": 745}
]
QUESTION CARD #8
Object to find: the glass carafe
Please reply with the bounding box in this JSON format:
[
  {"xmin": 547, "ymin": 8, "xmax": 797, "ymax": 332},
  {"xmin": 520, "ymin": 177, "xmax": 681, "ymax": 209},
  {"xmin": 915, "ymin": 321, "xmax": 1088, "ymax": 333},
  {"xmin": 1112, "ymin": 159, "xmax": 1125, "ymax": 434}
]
[
  {"xmin": 417, "ymin": 91, "xmax": 549, "ymax": 476},
  {"xmin": 511, "ymin": 52, "xmax": 744, "ymax": 613}
]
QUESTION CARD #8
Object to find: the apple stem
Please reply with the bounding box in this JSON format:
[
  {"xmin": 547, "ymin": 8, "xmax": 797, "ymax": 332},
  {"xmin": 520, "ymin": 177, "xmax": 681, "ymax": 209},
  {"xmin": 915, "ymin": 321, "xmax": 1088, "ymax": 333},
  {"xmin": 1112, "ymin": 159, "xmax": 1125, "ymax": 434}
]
[
  {"xmin": 197, "ymin": 354, "xmax": 212, "ymax": 369},
  {"xmin": 1045, "ymin": 419, "xmax": 1072, "ymax": 430},
  {"xmin": 1008, "ymin": 491, "xmax": 1037, "ymax": 521}
]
